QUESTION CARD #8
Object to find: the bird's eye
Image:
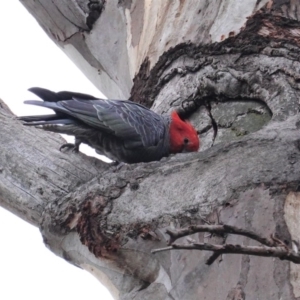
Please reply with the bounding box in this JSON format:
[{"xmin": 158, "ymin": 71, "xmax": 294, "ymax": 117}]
[{"xmin": 184, "ymin": 138, "xmax": 189, "ymax": 144}]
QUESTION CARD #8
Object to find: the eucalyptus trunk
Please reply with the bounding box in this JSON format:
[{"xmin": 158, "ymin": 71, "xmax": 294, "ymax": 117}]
[{"xmin": 2, "ymin": 0, "xmax": 300, "ymax": 299}]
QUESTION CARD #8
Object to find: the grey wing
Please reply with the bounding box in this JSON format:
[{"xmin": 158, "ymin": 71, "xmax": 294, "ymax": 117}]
[{"xmin": 61, "ymin": 99, "xmax": 166, "ymax": 149}]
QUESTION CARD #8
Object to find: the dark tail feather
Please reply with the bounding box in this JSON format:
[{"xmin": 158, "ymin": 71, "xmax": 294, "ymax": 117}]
[
  {"xmin": 56, "ymin": 91, "xmax": 99, "ymax": 101},
  {"xmin": 29, "ymin": 87, "xmax": 99, "ymax": 102},
  {"xmin": 28, "ymin": 88, "xmax": 59, "ymax": 102},
  {"xmin": 22, "ymin": 119, "xmax": 77, "ymax": 126},
  {"xmin": 18, "ymin": 112, "xmax": 76, "ymax": 126},
  {"xmin": 20, "ymin": 87, "xmax": 99, "ymax": 128},
  {"xmin": 19, "ymin": 101, "xmax": 70, "ymax": 122},
  {"xmin": 23, "ymin": 100, "xmax": 62, "ymax": 111},
  {"xmin": 18, "ymin": 114, "xmax": 58, "ymax": 122}
]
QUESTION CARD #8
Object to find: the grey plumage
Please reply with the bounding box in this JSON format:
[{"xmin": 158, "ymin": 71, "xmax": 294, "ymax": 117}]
[{"xmin": 19, "ymin": 88, "xmax": 171, "ymax": 163}]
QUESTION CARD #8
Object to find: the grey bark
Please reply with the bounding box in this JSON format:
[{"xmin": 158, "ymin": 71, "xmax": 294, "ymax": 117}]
[{"xmin": 2, "ymin": 0, "xmax": 300, "ymax": 299}]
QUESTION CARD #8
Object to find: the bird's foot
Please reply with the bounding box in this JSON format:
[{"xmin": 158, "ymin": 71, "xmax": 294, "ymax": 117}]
[
  {"xmin": 111, "ymin": 161, "xmax": 126, "ymax": 171},
  {"xmin": 59, "ymin": 143, "xmax": 79, "ymax": 153},
  {"xmin": 111, "ymin": 160, "xmax": 121, "ymax": 166}
]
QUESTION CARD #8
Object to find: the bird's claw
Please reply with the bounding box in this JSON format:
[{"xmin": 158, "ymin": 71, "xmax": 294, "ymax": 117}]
[
  {"xmin": 111, "ymin": 161, "xmax": 126, "ymax": 171},
  {"xmin": 59, "ymin": 143, "xmax": 79, "ymax": 153}
]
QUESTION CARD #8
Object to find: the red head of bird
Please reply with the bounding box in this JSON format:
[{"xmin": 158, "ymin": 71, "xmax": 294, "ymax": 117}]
[{"xmin": 169, "ymin": 111, "xmax": 200, "ymax": 154}]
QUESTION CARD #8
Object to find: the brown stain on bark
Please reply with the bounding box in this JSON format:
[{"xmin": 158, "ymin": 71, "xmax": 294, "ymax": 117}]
[
  {"xmin": 258, "ymin": 17, "xmax": 300, "ymax": 43},
  {"xmin": 77, "ymin": 195, "xmax": 120, "ymax": 258}
]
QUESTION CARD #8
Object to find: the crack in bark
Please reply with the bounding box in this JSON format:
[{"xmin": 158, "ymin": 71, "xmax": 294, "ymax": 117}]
[{"xmin": 86, "ymin": 0, "xmax": 106, "ymax": 30}]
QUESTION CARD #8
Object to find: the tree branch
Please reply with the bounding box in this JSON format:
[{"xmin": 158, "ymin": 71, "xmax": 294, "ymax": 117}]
[
  {"xmin": 152, "ymin": 242, "xmax": 300, "ymax": 264},
  {"xmin": 0, "ymin": 103, "xmax": 108, "ymax": 225},
  {"xmin": 166, "ymin": 224, "xmax": 275, "ymax": 246},
  {"xmin": 152, "ymin": 224, "xmax": 300, "ymax": 265}
]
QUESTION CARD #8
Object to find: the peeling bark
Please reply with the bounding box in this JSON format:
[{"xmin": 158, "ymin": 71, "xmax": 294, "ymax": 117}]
[{"xmin": 5, "ymin": 0, "xmax": 300, "ymax": 299}]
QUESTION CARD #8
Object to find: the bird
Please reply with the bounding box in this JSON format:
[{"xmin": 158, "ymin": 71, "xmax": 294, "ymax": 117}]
[{"xmin": 19, "ymin": 87, "xmax": 200, "ymax": 164}]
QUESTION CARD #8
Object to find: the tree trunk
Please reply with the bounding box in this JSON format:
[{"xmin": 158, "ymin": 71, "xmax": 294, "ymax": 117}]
[{"xmin": 3, "ymin": 0, "xmax": 299, "ymax": 299}]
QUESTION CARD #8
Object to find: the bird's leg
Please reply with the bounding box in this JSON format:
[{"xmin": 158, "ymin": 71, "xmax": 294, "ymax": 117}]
[
  {"xmin": 60, "ymin": 143, "xmax": 78, "ymax": 152},
  {"xmin": 60, "ymin": 138, "xmax": 81, "ymax": 153},
  {"xmin": 112, "ymin": 161, "xmax": 126, "ymax": 171}
]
